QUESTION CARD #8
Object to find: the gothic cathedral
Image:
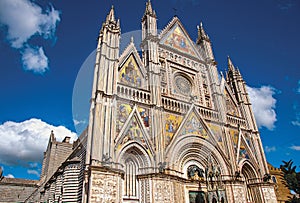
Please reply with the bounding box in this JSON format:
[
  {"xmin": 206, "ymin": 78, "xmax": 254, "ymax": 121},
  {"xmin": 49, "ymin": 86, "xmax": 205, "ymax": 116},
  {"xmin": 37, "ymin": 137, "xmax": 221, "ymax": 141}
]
[{"xmin": 25, "ymin": 1, "xmax": 277, "ymax": 202}]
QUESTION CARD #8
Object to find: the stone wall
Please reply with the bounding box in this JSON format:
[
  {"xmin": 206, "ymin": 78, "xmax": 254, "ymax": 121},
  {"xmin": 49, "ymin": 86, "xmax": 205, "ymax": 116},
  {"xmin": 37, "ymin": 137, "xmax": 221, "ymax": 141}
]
[{"xmin": 0, "ymin": 178, "xmax": 38, "ymax": 202}]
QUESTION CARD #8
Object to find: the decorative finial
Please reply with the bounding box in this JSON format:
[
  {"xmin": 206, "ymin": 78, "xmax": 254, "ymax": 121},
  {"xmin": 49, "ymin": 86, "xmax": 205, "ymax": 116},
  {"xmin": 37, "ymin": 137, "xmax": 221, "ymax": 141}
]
[
  {"xmin": 106, "ymin": 5, "xmax": 115, "ymax": 23},
  {"xmin": 130, "ymin": 36, "xmax": 134, "ymax": 43},
  {"xmin": 145, "ymin": 0, "xmax": 154, "ymax": 15}
]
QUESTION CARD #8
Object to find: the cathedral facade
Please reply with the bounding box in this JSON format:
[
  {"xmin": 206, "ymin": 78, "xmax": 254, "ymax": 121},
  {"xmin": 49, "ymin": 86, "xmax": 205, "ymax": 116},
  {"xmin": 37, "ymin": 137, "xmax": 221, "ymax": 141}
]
[{"xmin": 24, "ymin": 1, "xmax": 277, "ymax": 202}]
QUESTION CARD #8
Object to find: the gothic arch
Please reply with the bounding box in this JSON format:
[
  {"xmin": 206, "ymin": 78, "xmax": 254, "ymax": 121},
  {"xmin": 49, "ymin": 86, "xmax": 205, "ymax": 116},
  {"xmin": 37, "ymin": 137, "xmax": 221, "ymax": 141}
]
[
  {"xmin": 240, "ymin": 160, "xmax": 260, "ymax": 203},
  {"xmin": 166, "ymin": 134, "xmax": 230, "ymax": 176},
  {"xmin": 183, "ymin": 160, "xmax": 205, "ymax": 179},
  {"xmin": 116, "ymin": 141, "xmax": 153, "ymax": 173},
  {"xmin": 239, "ymin": 159, "xmax": 259, "ymax": 181}
]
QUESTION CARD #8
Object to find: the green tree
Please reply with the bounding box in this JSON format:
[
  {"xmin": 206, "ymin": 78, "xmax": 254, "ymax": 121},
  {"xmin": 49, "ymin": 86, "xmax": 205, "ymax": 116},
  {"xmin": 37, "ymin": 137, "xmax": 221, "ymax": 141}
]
[{"xmin": 280, "ymin": 160, "xmax": 300, "ymax": 203}]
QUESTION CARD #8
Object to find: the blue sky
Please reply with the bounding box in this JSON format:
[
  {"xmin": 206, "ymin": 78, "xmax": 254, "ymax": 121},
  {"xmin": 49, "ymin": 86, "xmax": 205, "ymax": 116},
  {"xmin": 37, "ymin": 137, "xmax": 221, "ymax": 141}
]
[{"xmin": 0, "ymin": 0, "xmax": 299, "ymax": 179}]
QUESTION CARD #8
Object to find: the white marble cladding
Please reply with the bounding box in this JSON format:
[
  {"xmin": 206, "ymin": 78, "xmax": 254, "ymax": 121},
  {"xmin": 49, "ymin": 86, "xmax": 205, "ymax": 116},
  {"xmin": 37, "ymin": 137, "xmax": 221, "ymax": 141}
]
[
  {"xmin": 158, "ymin": 47, "xmax": 206, "ymax": 72},
  {"xmin": 262, "ymin": 186, "xmax": 278, "ymax": 203},
  {"xmin": 90, "ymin": 171, "xmax": 123, "ymax": 203},
  {"xmin": 117, "ymin": 83, "xmax": 151, "ymax": 104}
]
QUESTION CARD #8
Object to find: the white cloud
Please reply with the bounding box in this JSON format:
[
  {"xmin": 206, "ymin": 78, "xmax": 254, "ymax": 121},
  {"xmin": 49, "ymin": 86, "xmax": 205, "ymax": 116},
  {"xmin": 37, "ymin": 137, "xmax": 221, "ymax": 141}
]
[
  {"xmin": 0, "ymin": 118, "xmax": 77, "ymax": 166},
  {"xmin": 22, "ymin": 47, "xmax": 48, "ymax": 73},
  {"xmin": 291, "ymin": 103, "xmax": 300, "ymax": 127},
  {"xmin": 290, "ymin": 145, "xmax": 300, "ymax": 151},
  {"xmin": 73, "ymin": 119, "xmax": 87, "ymax": 126},
  {"xmin": 265, "ymin": 146, "xmax": 276, "ymax": 153},
  {"xmin": 0, "ymin": 0, "xmax": 60, "ymax": 73},
  {"xmin": 5, "ymin": 174, "xmax": 15, "ymax": 178},
  {"xmin": 247, "ymin": 85, "xmax": 277, "ymax": 130},
  {"xmin": 0, "ymin": 0, "xmax": 60, "ymax": 48},
  {"xmin": 292, "ymin": 120, "xmax": 300, "ymax": 127},
  {"xmin": 27, "ymin": 169, "xmax": 40, "ymax": 177},
  {"xmin": 29, "ymin": 162, "xmax": 38, "ymax": 168}
]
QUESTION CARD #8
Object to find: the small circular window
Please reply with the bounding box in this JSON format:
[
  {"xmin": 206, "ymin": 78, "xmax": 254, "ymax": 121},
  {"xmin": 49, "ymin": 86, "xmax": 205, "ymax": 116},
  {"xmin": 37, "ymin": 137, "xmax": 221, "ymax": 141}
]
[{"xmin": 174, "ymin": 74, "xmax": 192, "ymax": 95}]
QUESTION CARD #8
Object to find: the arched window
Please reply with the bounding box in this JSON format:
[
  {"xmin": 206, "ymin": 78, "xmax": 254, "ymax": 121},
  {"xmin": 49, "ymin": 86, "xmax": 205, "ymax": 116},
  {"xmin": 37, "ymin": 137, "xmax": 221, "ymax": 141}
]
[
  {"xmin": 124, "ymin": 158, "xmax": 138, "ymax": 198},
  {"xmin": 212, "ymin": 197, "xmax": 217, "ymax": 203},
  {"xmin": 272, "ymin": 175, "xmax": 277, "ymax": 183}
]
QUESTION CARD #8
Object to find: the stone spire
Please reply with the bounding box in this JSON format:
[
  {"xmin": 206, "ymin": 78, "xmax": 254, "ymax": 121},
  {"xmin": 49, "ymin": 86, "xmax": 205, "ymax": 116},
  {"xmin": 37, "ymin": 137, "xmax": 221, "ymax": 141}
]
[
  {"xmin": 106, "ymin": 5, "xmax": 116, "ymax": 23},
  {"xmin": 141, "ymin": 0, "xmax": 157, "ymax": 39},
  {"xmin": 227, "ymin": 56, "xmax": 236, "ymax": 72},
  {"xmin": 197, "ymin": 22, "xmax": 210, "ymax": 44},
  {"xmin": 196, "ymin": 22, "xmax": 214, "ymax": 61},
  {"xmin": 143, "ymin": 0, "xmax": 156, "ymax": 17},
  {"xmin": 86, "ymin": 4, "xmax": 121, "ymax": 167}
]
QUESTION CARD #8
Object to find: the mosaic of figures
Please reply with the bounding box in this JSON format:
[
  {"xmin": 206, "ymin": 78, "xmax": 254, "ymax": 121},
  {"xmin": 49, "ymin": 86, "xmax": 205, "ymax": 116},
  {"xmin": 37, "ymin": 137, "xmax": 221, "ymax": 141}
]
[
  {"xmin": 230, "ymin": 129, "xmax": 239, "ymax": 154},
  {"xmin": 244, "ymin": 133, "xmax": 255, "ymax": 152},
  {"xmin": 187, "ymin": 165, "xmax": 205, "ymax": 181},
  {"xmin": 117, "ymin": 103, "xmax": 150, "ymax": 134},
  {"xmin": 239, "ymin": 141, "xmax": 250, "ymax": 160},
  {"xmin": 165, "ymin": 113, "xmax": 183, "ymax": 147},
  {"xmin": 119, "ymin": 55, "xmax": 143, "ymax": 88},
  {"xmin": 121, "ymin": 116, "xmax": 148, "ymax": 149},
  {"xmin": 224, "ymin": 89, "xmax": 239, "ymax": 116},
  {"xmin": 163, "ymin": 24, "xmax": 197, "ymax": 57},
  {"xmin": 179, "ymin": 112, "xmax": 208, "ymax": 137},
  {"xmin": 207, "ymin": 123, "xmax": 224, "ymax": 150},
  {"xmin": 229, "ymin": 129, "xmax": 250, "ymax": 161}
]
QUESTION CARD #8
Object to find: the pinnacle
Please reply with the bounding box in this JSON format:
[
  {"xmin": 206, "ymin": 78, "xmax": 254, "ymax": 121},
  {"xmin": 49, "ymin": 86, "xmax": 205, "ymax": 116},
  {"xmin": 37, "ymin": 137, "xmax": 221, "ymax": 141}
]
[
  {"xmin": 227, "ymin": 56, "xmax": 236, "ymax": 72},
  {"xmin": 106, "ymin": 5, "xmax": 115, "ymax": 23},
  {"xmin": 144, "ymin": 0, "xmax": 155, "ymax": 16},
  {"xmin": 197, "ymin": 22, "xmax": 209, "ymax": 43}
]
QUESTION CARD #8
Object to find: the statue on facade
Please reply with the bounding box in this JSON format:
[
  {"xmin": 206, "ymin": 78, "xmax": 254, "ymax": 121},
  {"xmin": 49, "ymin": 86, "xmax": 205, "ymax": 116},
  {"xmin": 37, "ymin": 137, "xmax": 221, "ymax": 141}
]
[{"xmin": 158, "ymin": 162, "xmax": 167, "ymax": 173}]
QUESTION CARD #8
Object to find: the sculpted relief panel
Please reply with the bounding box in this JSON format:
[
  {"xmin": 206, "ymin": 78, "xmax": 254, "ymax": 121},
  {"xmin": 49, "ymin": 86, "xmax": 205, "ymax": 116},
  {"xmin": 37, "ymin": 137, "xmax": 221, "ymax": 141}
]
[
  {"xmin": 232, "ymin": 185, "xmax": 246, "ymax": 203},
  {"xmin": 262, "ymin": 186, "xmax": 277, "ymax": 203},
  {"xmin": 153, "ymin": 179, "xmax": 174, "ymax": 203},
  {"xmin": 90, "ymin": 172, "xmax": 122, "ymax": 203}
]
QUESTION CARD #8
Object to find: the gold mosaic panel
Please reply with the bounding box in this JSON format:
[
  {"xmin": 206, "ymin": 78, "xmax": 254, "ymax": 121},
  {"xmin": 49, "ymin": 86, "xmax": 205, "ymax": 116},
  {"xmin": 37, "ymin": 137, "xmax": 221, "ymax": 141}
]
[{"xmin": 165, "ymin": 113, "xmax": 183, "ymax": 147}]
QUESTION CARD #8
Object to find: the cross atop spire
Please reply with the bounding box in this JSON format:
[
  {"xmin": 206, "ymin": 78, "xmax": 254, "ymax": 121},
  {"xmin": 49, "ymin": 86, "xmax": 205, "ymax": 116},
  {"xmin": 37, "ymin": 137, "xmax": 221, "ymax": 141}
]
[{"xmin": 106, "ymin": 5, "xmax": 116, "ymax": 23}]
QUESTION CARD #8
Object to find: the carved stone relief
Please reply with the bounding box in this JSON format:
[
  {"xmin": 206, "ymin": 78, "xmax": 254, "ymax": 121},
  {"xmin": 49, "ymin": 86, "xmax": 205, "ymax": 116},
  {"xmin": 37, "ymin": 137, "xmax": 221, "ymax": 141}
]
[
  {"xmin": 232, "ymin": 185, "xmax": 246, "ymax": 203},
  {"xmin": 90, "ymin": 172, "xmax": 122, "ymax": 203},
  {"xmin": 262, "ymin": 186, "xmax": 277, "ymax": 203},
  {"xmin": 153, "ymin": 179, "xmax": 174, "ymax": 203}
]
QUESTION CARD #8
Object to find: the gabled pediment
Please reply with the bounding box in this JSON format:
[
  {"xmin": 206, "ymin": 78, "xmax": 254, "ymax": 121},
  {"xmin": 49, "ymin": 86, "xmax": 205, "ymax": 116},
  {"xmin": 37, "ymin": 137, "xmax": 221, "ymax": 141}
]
[
  {"xmin": 224, "ymin": 83, "xmax": 240, "ymax": 116},
  {"xmin": 118, "ymin": 40, "xmax": 147, "ymax": 89},
  {"xmin": 237, "ymin": 134, "xmax": 257, "ymax": 165},
  {"xmin": 166, "ymin": 104, "xmax": 227, "ymax": 158},
  {"xmin": 176, "ymin": 106, "xmax": 208, "ymax": 138},
  {"xmin": 159, "ymin": 17, "xmax": 202, "ymax": 59},
  {"xmin": 170, "ymin": 105, "xmax": 217, "ymax": 143},
  {"xmin": 230, "ymin": 129, "xmax": 257, "ymax": 165},
  {"xmin": 115, "ymin": 105, "xmax": 154, "ymax": 155}
]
